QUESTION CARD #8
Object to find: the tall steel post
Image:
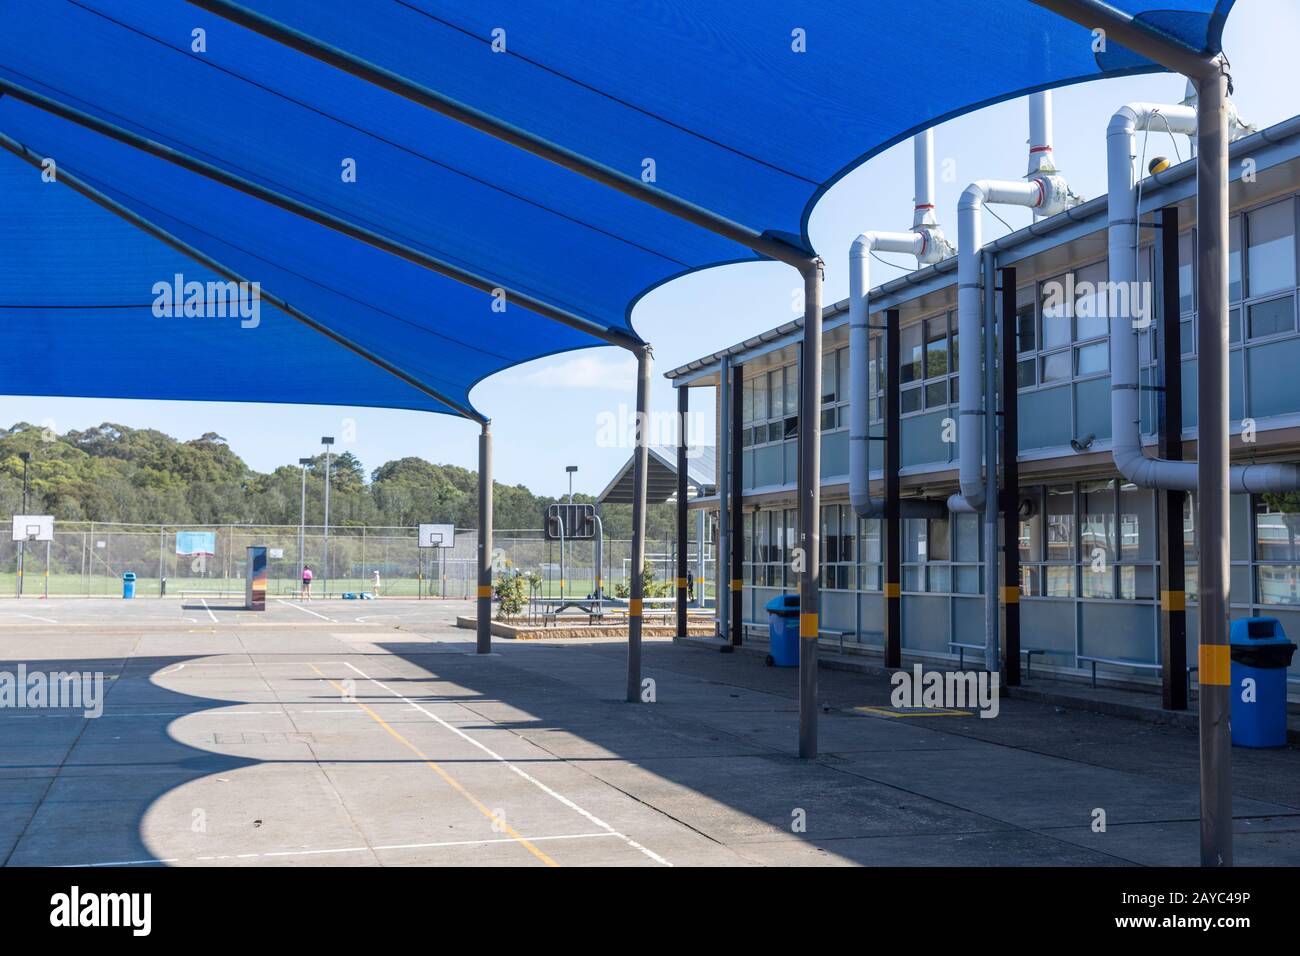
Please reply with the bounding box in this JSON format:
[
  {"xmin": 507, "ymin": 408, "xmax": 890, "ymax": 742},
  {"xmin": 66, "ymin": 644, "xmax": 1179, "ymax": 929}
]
[
  {"xmin": 730, "ymin": 361, "xmax": 745, "ymax": 644},
  {"xmin": 999, "ymin": 267, "xmax": 1021, "ymax": 684},
  {"xmin": 627, "ymin": 345, "xmax": 652, "ymax": 702},
  {"xmin": 982, "ymin": 251, "xmax": 1001, "ymax": 675},
  {"xmin": 1195, "ymin": 65, "xmax": 1233, "ymax": 867},
  {"xmin": 798, "ymin": 262, "xmax": 824, "ymax": 758},
  {"xmin": 298, "ymin": 457, "xmax": 310, "ymax": 589},
  {"xmin": 477, "ymin": 422, "xmax": 493, "ymax": 653},
  {"xmin": 1157, "ymin": 207, "xmax": 1189, "ymax": 710},
  {"xmin": 675, "ymin": 385, "xmax": 689, "ymax": 637},
  {"xmin": 321, "ymin": 436, "xmax": 334, "ymax": 597},
  {"xmin": 717, "ymin": 356, "xmax": 732, "ymax": 644},
  {"xmin": 884, "ymin": 309, "xmax": 902, "ymax": 667}
]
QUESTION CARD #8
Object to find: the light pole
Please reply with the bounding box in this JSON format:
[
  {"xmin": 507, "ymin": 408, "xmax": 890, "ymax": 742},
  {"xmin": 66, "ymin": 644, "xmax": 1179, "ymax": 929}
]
[
  {"xmin": 298, "ymin": 456, "xmax": 311, "ymax": 595},
  {"xmin": 321, "ymin": 436, "xmax": 334, "ymax": 597},
  {"xmin": 17, "ymin": 451, "xmax": 30, "ymax": 598},
  {"xmin": 564, "ymin": 465, "xmax": 577, "ymax": 599}
]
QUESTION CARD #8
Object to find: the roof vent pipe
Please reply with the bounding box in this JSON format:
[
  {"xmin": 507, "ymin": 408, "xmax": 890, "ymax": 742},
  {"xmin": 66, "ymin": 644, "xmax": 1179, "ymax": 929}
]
[
  {"xmin": 948, "ymin": 95, "xmax": 1082, "ymax": 513},
  {"xmin": 1106, "ymin": 100, "xmax": 1298, "ymax": 493},
  {"xmin": 850, "ymin": 130, "xmax": 953, "ymax": 518}
]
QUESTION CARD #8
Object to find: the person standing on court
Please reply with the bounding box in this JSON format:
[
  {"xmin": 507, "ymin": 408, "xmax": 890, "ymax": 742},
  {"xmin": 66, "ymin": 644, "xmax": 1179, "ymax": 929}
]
[
  {"xmin": 372, "ymin": 568, "xmax": 381, "ymax": 597},
  {"xmin": 301, "ymin": 565, "xmax": 313, "ymax": 600}
]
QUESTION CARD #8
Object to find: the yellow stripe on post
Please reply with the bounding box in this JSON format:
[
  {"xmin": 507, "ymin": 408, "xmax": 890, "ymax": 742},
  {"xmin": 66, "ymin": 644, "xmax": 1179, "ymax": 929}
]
[
  {"xmin": 730, "ymin": 579, "xmax": 744, "ymax": 592},
  {"xmin": 1000, "ymin": 586, "xmax": 1020, "ymax": 604},
  {"xmin": 676, "ymin": 577, "xmax": 688, "ymax": 588},
  {"xmin": 799, "ymin": 613, "xmax": 819, "ymax": 638},
  {"xmin": 1161, "ymin": 589, "xmax": 1186, "ymax": 612},
  {"xmin": 883, "ymin": 582, "xmax": 900, "ymax": 598},
  {"xmin": 477, "ymin": 585, "xmax": 493, "ymax": 599},
  {"xmin": 1199, "ymin": 644, "xmax": 1231, "ymax": 686},
  {"xmin": 628, "ymin": 599, "xmax": 642, "ymax": 617}
]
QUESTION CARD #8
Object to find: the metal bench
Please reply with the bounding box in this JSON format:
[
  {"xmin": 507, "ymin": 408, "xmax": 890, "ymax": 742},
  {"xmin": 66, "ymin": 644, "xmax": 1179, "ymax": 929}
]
[
  {"xmin": 950, "ymin": 641, "xmax": 1050, "ymax": 678},
  {"xmin": 1078, "ymin": 654, "xmax": 1198, "ymax": 699}
]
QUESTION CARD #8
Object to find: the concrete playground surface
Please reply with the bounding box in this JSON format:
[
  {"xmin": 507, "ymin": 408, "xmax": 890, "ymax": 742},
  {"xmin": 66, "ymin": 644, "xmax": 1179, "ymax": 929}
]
[{"xmin": 1, "ymin": 597, "xmax": 1298, "ymax": 867}]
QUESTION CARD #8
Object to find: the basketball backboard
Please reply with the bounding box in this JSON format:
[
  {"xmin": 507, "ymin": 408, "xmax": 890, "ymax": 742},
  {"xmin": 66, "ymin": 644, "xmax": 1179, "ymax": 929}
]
[
  {"xmin": 11, "ymin": 515, "xmax": 53, "ymax": 542},
  {"xmin": 418, "ymin": 523, "xmax": 455, "ymax": 549}
]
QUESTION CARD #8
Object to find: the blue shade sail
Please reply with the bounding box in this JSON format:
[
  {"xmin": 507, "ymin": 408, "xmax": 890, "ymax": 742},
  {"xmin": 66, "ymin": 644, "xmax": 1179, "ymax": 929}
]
[{"xmin": 0, "ymin": 1, "xmax": 1234, "ymax": 416}]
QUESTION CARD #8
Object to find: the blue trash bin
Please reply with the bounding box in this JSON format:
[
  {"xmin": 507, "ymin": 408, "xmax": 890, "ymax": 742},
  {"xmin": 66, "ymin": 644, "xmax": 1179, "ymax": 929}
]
[
  {"xmin": 764, "ymin": 593, "xmax": 800, "ymax": 667},
  {"xmin": 1229, "ymin": 617, "xmax": 1296, "ymax": 748},
  {"xmin": 122, "ymin": 571, "xmax": 136, "ymax": 600}
]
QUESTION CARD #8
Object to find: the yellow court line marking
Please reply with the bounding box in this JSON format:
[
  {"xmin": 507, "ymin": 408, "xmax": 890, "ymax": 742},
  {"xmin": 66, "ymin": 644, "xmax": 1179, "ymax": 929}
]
[
  {"xmin": 308, "ymin": 663, "xmax": 558, "ymax": 867},
  {"xmin": 852, "ymin": 705, "xmax": 974, "ymax": 719}
]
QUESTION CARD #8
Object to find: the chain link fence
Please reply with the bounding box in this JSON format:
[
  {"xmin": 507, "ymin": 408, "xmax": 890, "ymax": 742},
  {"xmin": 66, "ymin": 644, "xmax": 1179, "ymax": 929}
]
[{"xmin": 0, "ymin": 521, "xmax": 714, "ymax": 600}]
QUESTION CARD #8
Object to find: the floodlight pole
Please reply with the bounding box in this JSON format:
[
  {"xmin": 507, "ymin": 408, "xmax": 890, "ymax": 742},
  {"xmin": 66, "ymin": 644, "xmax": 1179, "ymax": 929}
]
[
  {"xmin": 322, "ymin": 437, "xmax": 334, "ymax": 597},
  {"xmin": 298, "ymin": 457, "xmax": 311, "ymax": 592},
  {"xmin": 477, "ymin": 422, "xmax": 493, "ymax": 653},
  {"xmin": 1033, "ymin": 0, "xmax": 1235, "ymax": 870},
  {"xmin": 798, "ymin": 262, "xmax": 824, "ymax": 759},
  {"xmin": 17, "ymin": 451, "xmax": 30, "ymax": 599}
]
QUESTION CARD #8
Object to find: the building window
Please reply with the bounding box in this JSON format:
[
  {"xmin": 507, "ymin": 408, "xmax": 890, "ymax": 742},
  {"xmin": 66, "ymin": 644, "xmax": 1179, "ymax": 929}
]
[
  {"xmin": 1255, "ymin": 494, "xmax": 1300, "ymax": 606},
  {"xmin": 1246, "ymin": 198, "xmax": 1297, "ymax": 299},
  {"xmin": 821, "ymin": 504, "xmax": 857, "ymax": 590}
]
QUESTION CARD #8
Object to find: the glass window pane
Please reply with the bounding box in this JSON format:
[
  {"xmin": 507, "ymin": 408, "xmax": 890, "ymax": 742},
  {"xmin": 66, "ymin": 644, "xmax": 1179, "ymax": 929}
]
[
  {"xmin": 838, "ymin": 348, "xmax": 850, "ymax": 402},
  {"xmin": 925, "ymin": 380, "xmax": 947, "ymax": 408},
  {"xmin": 1075, "ymin": 342, "xmax": 1108, "ymax": 376},
  {"xmin": 925, "ymin": 316, "xmax": 949, "ymax": 378},
  {"xmin": 860, "ymin": 519, "xmax": 881, "ymax": 563},
  {"xmin": 754, "ymin": 375, "xmax": 768, "ymax": 421},
  {"xmin": 1247, "ymin": 295, "xmax": 1295, "ymax": 339},
  {"xmin": 1046, "ymin": 484, "xmax": 1075, "ymax": 562},
  {"xmin": 1041, "ymin": 351, "xmax": 1070, "ymax": 383},
  {"xmin": 1180, "ymin": 318, "xmax": 1194, "ymax": 355},
  {"xmin": 901, "ymin": 387, "xmax": 922, "ymax": 414},
  {"xmin": 1046, "ymin": 566, "xmax": 1075, "ymax": 597},
  {"xmin": 821, "ymin": 351, "xmax": 837, "ymax": 405},
  {"xmin": 1119, "ymin": 482, "xmax": 1155, "ymax": 562},
  {"xmin": 1229, "ymin": 307, "xmax": 1241, "ymax": 346},
  {"xmin": 1179, "ymin": 230, "xmax": 1194, "ymax": 314},
  {"xmin": 1247, "ymin": 199, "xmax": 1296, "ymax": 298},
  {"xmin": 1255, "ymin": 495, "xmax": 1300, "ymax": 562},
  {"xmin": 1016, "ymin": 287, "xmax": 1036, "ymax": 353},
  {"xmin": 1229, "ymin": 215, "xmax": 1242, "ymax": 303},
  {"xmin": 742, "ymin": 378, "xmax": 754, "ymax": 424},
  {"xmin": 769, "ymin": 370, "xmax": 782, "ymax": 418},
  {"xmin": 1074, "ymin": 261, "xmax": 1109, "ymax": 341},
  {"xmin": 1018, "ymin": 488, "xmax": 1042, "ymax": 563},
  {"xmin": 928, "ymin": 516, "xmax": 950, "ymax": 562},
  {"xmin": 904, "ymin": 518, "xmax": 926, "ymax": 563},
  {"xmin": 784, "ymin": 367, "xmax": 797, "ymax": 416},
  {"xmin": 955, "ymin": 512, "xmax": 980, "ymax": 562},
  {"xmin": 900, "ymin": 324, "xmax": 923, "ymax": 384},
  {"xmin": 1041, "ymin": 275, "xmax": 1072, "ymax": 349},
  {"xmin": 1081, "ymin": 479, "xmax": 1117, "ymax": 566},
  {"xmin": 1017, "ymin": 359, "xmax": 1035, "ymax": 389}
]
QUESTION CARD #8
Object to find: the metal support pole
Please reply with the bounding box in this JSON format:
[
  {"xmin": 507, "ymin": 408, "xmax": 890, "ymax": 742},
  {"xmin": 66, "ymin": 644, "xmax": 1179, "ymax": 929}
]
[
  {"xmin": 798, "ymin": 263, "xmax": 824, "ymax": 759},
  {"xmin": 730, "ymin": 361, "xmax": 745, "ymax": 644},
  {"xmin": 1157, "ymin": 206, "xmax": 1189, "ymax": 710},
  {"xmin": 1195, "ymin": 66, "xmax": 1233, "ymax": 868},
  {"xmin": 298, "ymin": 460, "xmax": 309, "ymax": 591},
  {"xmin": 983, "ymin": 251, "xmax": 1001, "ymax": 676},
  {"xmin": 675, "ymin": 386, "xmax": 689, "ymax": 638},
  {"xmin": 322, "ymin": 438, "xmax": 333, "ymax": 597},
  {"xmin": 884, "ymin": 309, "xmax": 903, "ymax": 668},
  {"xmin": 717, "ymin": 356, "xmax": 732, "ymax": 644},
  {"xmin": 695, "ymin": 510, "xmax": 706, "ymax": 608},
  {"xmin": 477, "ymin": 422, "xmax": 493, "ymax": 654},
  {"xmin": 999, "ymin": 267, "xmax": 1021, "ymax": 685},
  {"xmin": 627, "ymin": 345, "xmax": 652, "ymax": 703}
]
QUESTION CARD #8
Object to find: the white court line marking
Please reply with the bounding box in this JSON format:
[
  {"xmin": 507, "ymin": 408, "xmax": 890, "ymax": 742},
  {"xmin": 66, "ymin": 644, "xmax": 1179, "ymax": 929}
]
[
  {"xmin": 277, "ymin": 599, "xmax": 335, "ymax": 622},
  {"xmin": 16, "ymin": 613, "xmax": 58, "ymax": 624},
  {"xmin": 199, "ymin": 599, "xmax": 218, "ymax": 624},
  {"xmin": 343, "ymin": 660, "xmax": 671, "ymax": 866},
  {"xmin": 61, "ymin": 831, "xmax": 621, "ymax": 868}
]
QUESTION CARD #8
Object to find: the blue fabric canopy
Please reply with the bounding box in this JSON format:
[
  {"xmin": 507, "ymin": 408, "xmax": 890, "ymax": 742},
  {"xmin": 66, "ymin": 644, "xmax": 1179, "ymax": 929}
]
[{"xmin": 0, "ymin": 0, "xmax": 1235, "ymax": 419}]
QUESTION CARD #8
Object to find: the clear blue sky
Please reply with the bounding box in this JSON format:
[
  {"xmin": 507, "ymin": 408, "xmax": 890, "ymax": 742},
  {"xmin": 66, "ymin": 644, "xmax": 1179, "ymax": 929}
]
[{"xmin": 7, "ymin": 1, "xmax": 1297, "ymax": 498}]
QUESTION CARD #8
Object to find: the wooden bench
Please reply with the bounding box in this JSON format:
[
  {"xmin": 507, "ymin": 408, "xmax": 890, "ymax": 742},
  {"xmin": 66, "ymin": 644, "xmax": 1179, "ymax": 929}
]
[{"xmin": 950, "ymin": 641, "xmax": 1050, "ymax": 678}]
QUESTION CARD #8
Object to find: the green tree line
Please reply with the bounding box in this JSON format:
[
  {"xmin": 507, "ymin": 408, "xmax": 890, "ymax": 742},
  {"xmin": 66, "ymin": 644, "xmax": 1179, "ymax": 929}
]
[{"xmin": 0, "ymin": 422, "xmax": 686, "ymax": 540}]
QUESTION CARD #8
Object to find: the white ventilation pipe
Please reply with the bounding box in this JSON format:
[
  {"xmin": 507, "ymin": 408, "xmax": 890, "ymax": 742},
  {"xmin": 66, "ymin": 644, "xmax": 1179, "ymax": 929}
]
[
  {"xmin": 850, "ymin": 131, "xmax": 951, "ymax": 518},
  {"xmin": 1107, "ymin": 102, "xmax": 1300, "ymax": 492},
  {"xmin": 1027, "ymin": 91, "xmax": 1056, "ymax": 217},
  {"xmin": 948, "ymin": 176, "xmax": 1077, "ymax": 513}
]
